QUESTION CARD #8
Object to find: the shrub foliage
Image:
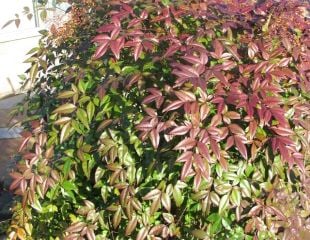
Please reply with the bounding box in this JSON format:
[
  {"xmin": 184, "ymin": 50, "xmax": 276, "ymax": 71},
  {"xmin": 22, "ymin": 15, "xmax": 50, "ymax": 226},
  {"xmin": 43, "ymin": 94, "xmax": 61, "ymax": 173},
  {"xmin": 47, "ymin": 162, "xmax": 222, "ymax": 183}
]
[{"xmin": 8, "ymin": 0, "xmax": 310, "ymax": 239}]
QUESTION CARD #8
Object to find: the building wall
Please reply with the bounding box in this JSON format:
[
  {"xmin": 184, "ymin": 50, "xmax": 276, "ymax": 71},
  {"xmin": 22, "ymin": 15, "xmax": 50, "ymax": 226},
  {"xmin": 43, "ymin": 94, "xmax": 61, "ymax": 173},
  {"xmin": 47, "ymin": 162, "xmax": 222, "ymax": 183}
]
[{"xmin": 0, "ymin": 0, "xmax": 69, "ymax": 98}]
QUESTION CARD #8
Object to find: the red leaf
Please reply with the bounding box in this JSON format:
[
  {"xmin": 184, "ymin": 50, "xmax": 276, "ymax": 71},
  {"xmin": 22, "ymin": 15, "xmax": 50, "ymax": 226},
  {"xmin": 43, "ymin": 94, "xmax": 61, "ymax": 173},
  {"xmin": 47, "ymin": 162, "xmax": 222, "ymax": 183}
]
[
  {"xmin": 93, "ymin": 41, "xmax": 109, "ymax": 59},
  {"xmin": 150, "ymin": 129, "xmax": 160, "ymax": 149},
  {"xmin": 225, "ymin": 136, "xmax": 234, "ymax": 150},
  {"xmin": 194, "ymin": 154, "xmax": 209, "ymax": 179},
  {"xmin": 249, "ymin": 121, "xmax": 257, "ymax": 140},
  {"xmin": 270, "ymin": 126, "xmax": 294, "ymax": 137},
  {"xmin": 134, "ymin": 42, "xmax": 143, "ymax": 61},
  {"xmin": 210, "ymin": 138, "xmax": 220, "ymax": 160},
  {"xmin": 169, "ymin": 125, "xmax": 191, "ymax": 136},
  {"xmin": 234, "ymin": 135, "xmax": 248, "ymax": 159},
  {"xmin": 164, "ymin": 42, "xmax": 181, "ymax": 57},
  {"xmin": 176, "ymin": 151, "xmax": 193, "ymax": 163},
  {"xmin": 219, "ymin": 154, "xmax": 228, "ymax": 171},
  {"xmin": 175, "ymin": 90, "xmax": 196, "ymax": 102},
  {"xmin": 162, "ymin": 100, "xmax": 184, "ymax": 112},
  {"xmin": 229, "ymin": 124, "xmax": 245, "ymax": 135},
  {"xmin": 110, "ymin": 37, "xmax": 124, "ymax": 59},
  {"xmin": 136, "ymin": 121, "xmax": 153, "ymax": 131},
  {"xmin": 174, "ymin": 138, "xmax": 196, "ymax": 150},
  {"xmin": 212, "ymin": 39, "xmax": 224, "ymax": 58},
  {"xmin": 200, "ymin": 104, "xmax": 210, "ymax": 121},
  {"xmin": 197, "ymin": 142, "xmax": 211, "ymax": 161},
  {"xmin": 181, "ymin": 158, "xmax": 193, "ymax": 181},
  {"xmin": 210, "ymin": 114, "xmax": 222, "ymax": 127},
  {"xmin": 181, "ymin": 55, "xmax": 202, "ymax": 65}
]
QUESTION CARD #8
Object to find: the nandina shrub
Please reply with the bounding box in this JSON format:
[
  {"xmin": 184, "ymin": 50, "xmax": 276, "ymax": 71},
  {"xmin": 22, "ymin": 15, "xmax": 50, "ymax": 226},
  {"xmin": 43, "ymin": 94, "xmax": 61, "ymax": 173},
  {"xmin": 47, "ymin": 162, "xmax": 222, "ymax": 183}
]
[{"xmin": 7, "ymin": 0, "xmax": 310, "ymax": 239}]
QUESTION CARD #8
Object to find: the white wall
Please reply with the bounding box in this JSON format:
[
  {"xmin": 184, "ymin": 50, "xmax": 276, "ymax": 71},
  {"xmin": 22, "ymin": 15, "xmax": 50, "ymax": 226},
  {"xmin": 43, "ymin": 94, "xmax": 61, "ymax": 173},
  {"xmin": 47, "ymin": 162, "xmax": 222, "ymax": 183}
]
[
  {"xmin": 0, "ymin": 0, "xmax": 40, "ymax": 97},
  {"xmin": 0, "ymin": 0, "xmax": 69, "ymax": 98}
]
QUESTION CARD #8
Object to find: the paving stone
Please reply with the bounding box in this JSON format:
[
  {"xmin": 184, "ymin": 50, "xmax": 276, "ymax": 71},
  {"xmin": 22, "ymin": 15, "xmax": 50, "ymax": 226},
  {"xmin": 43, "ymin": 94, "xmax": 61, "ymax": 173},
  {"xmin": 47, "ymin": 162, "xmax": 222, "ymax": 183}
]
[
  {"xmin": 0, "ymin": 94, "xmax": 25, "ymax": 110},
  {"xmin": 0, "ymin": 138, "xmax": 22, "ymax": 186},
  {"xmin": 0, "ymin": 109, "xmax": 23, "ymax": 128},
  {"xmin": 0, "ymin": 128, "xmax": 22, "ymax": 139}
]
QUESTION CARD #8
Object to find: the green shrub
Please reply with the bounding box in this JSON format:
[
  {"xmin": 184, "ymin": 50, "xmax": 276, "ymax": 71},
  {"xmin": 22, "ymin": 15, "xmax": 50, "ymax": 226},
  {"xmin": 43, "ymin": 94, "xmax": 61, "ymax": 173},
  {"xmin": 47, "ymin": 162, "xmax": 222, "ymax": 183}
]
[{"xmin": 8, "ymin": 0, "xmax": 310, "ymax": 239}]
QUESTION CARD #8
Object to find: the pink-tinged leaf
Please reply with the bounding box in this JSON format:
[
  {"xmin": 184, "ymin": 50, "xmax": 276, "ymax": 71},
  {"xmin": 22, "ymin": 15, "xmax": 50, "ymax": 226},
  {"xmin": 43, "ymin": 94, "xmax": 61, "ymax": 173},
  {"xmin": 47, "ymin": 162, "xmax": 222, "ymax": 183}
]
[
  {"xmin": 150, "ymin": 129, "xmax": 160, "ymax": 149},
  {"xmin": 234, "ymin": 135, "xmax": 247, "ymax": 159},
  {"xmin": 210, "ymin": 139, "xmax": 220, "ymax": 160},
  {"xmin": 181, "ymin": 159, "xmax": 193, "ymax": 180},
  {"xmin": 169, "ymin": 125, "xmax": 191, "ymax": 136},
  {"xmin": 225, "ymin": 136, "xmax": 234, "ymax": 150},
  {"xmin": 173, "ymin": 68, "xmax": 197, "ymax": 79},
  {"xmin": 110, "ymin": 37, "xmax": 125, "ymax": 59},
  {"xmin": 86, "ymin": 229, "xmax": 95, "ymax": 240},
  {"xmin": 19, "ymin": 136, "xmax": 31, "ymax": 152},
  {"xmin": 93, "ymin": 41, "xmax": 109, "ymax": 59},
  {"xmin": 134, "ymin": 42, "xmax": 143, "ymax": 61},
  {"xmin": 213, "ymin": 71, "xmax": 228, "ymax": 85},
  {"xmin": 270, "ymin": 126, "xmax": 294, "ymax": 137},
  {"xmin": 194, "ymin": 154, "xmax": 209, "ymax": 179},
  {"xmin": 229, "ymin": 124, "xmax": 245, "ymax": 135},
  {"xmin": 110, "ymin": 27, "xmax": 121, "ymax": 39},
  {"xmin": 162, "ymin": 100, "xmax": 184, "ymax": 112},
  {"xmin": 219, "ymin": 154, "xmax": 228, "ymax": 171},
  {"xmin": 200, "ymin": 104, "xmax": 210, "ymax": 121},
  {"xmin": 193, "ymin": 173, "xmax": 202, "ymax": 190},
  {"xmin": 175, "ymin": 90, "xmax": 196, "ymax": 102},
  {"xmin": 66, "ymin": 222, "xmax": 86, "ymax": 233},
  {"xmin": 249, "ymin": 121, "xmax": 257, "ymax": 140},
  {"xmin": 144, "ymin": 108, "xmax": 157, "ymax": 117},
  {"xmin": 248, "ymin": 205, "xmax": 262, "ymax": 217},
  {"xmin": 225, "ymin": 111, "xmax": 240, "ymax": 119},
  {"xmin": 98, "ymin": 24, "xmax": 115, "ymax": 33},
  {"xmin": 9, "ymin": 178, "xmax": 22, "ymax": 191},
  {"xmin": 164, "ymin": 42, "xmax": 181, "ymax": 57},
  {"xmin": 197, "ymin": 142, "xmax": 211, "ymax": 161},
  {"xmin": 181, "ymin": 55, "xmax": 202, "ymax": 65},
  {"xmin": 176, "ymin": 151, "xmax": 193, "ymax": 163},
  {"xmin": 212, "ymin": 39, "xmax": 224, "ymax": 58},
  {"xmin": 174, "ymin": 138, "xmax": 196, "ymax": 151},
  {"xmin": 92, "ymin": 34, "xmax": 111, "ymax": 43},
  {"xmin": 137, "ymin": 227, "xmax": 148, "ymax": 240},
  {"xmin": 248, "ymin": 42, "xmax": 258, "ymax": 59},
  {"xmin": 126, "ymin": 74, "xmax": 142, "ymax": 89},
  {"xmin": 136, "ymin": 121, "xmax": 153, "ymax": 131},
  {"xmin": 121, "ymin": 3, "xmax": 133, "ymax": 13},
  {"xmin": 210, "ymin": 114, "xmax": 222, "ymax": 127},
  {"xmin": 278, "ymin": 58, "xmax": 290, "ymax": 67},
  {"xmin": 281, "ymin": 37, "xmax": 291, "ymax": 51},
  {"xmin": 142, "ymin": 94, "xmax": 158, "ymax": 105},
  {"xmin": 265, "ymin": 206, "xmax": 286, "ymax": 221},
  {"xmin": 143, "ymin": 189, "xmax": 161, "ymax": 200}
]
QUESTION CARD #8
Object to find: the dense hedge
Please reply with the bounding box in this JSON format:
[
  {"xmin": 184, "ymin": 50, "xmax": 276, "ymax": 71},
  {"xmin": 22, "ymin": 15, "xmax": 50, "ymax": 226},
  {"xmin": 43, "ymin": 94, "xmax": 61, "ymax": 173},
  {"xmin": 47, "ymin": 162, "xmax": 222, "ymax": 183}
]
[{"xmin": 8, "ymin": 0, "xmax": 310, "ymax": 239}]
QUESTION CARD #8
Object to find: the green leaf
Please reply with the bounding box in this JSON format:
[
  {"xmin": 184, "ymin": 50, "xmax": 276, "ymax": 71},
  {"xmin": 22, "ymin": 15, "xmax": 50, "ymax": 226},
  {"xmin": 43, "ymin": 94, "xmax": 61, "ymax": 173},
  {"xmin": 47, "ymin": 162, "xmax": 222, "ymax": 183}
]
[
  {"xmin": 230, "ymin": 188, "xmax": 241, "ymax": 207},
  {"xmin": 32, "ymin": 199, "xmax": 43, "ymax": 213},
  {"xmin": 240, "ymin": 179, "xmax": 251, "ymax": 198},
  {"xmin": 57, "ymin": 91, "xmax": 76, "ymax": 99},
  {"xmin": 62, "ymin": 181, "xmax": 77, "ymax": 192},
  {"xmin": 173, "ymin": 186, "xmax": 183, "ymax": 207},
  {"xmin": 262, "ymin": 14, "xmax": 272, "ymax": 33},
  {"xmin": 30, "ymin": 63, "xmax": 38, "ymax": 82},
  {"xmin": 77, "ymin": 108, "xmax": 89, "ymax": 129},
  {"xmin": 86, "ymin": 101, "xmax": 95, "ymax": 122},
  {"xmin": 218, "ymin": 194, "xmax": 230, "ymax": 215},
  {"xmin": 40, "ymin": 9, "xmax": 47, "ymax": 21},
  {"xmin": 192, "ymin": 229, "xmax": 208, "ymax": 239},
  {"xmin": 53, "ymin": 104, "xmax": 77, "ymax": 114},
  {"xmin": 60, "ymin": 122, "xmax": 74, "ymax": 143}
]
